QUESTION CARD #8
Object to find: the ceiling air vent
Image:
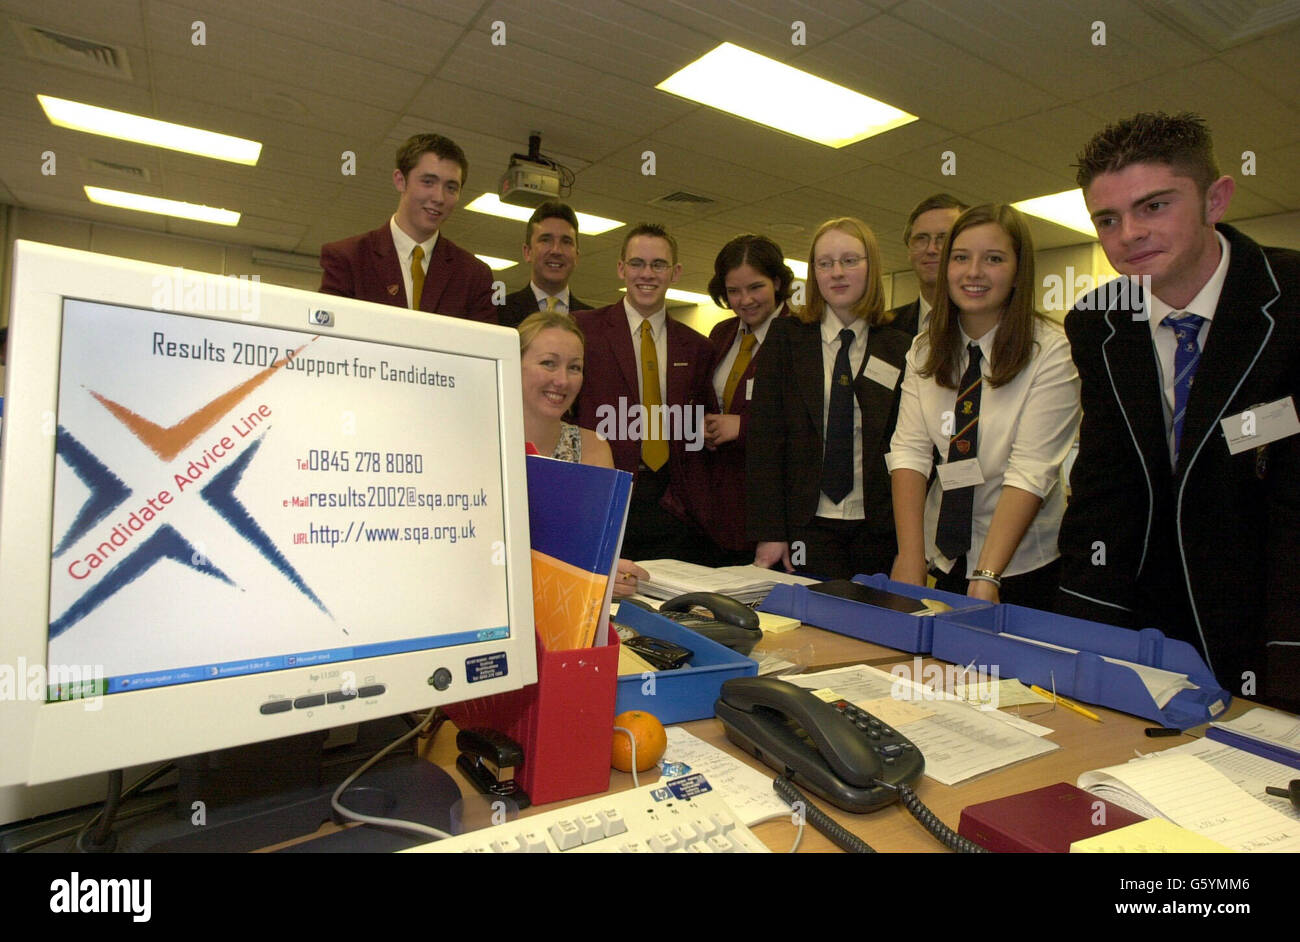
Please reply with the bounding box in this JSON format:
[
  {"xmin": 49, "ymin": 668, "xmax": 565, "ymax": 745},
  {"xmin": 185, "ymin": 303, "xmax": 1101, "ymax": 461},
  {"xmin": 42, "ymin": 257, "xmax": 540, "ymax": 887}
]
[
  {"xmin": 1140, "ymin": 0, "xmax": 1300, "ymax": 49},
  {"xmin": 13, "ymin": 22, "xmax": 134, "ymax": 80},
  {"xmin": 650, "ymin": 190, "xmax": 716, "ymax": 215},
  {"xmin": 81, "ymin": 157, "xmax": 152, "ymax": 183}
]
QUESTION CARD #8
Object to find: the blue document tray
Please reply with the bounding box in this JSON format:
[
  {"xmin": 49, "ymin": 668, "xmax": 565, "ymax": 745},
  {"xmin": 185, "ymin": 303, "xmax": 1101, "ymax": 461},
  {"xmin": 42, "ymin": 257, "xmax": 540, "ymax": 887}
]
[
  {"xmin": 757, "ymin": 573, "xmax": 992, "ymax": 653},
  {"xmin": 931, "ymin": 605, "xmax": 1231, "ymax": 729},
  {"xmin": 612, "ymin": 602, "xmax": 758, "ymax": 724}
]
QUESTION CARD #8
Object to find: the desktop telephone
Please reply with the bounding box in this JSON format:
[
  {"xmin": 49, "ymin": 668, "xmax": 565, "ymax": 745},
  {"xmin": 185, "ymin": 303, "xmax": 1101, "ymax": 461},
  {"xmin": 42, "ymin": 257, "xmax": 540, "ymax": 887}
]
[
  {"xmin": 715, "ymin": 677, "xmax": 924, "ymax": 813},
  {"xmin": 627, "ymin": 592, "xmax": 762, "ymax": 655}
]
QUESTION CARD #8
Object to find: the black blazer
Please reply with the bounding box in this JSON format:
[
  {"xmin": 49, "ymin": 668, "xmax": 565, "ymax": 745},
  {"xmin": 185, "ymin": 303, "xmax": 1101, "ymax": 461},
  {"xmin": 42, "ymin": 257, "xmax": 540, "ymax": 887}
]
[
  {"xmin": 887, "ymin": 298, "xmax": 921, "ymax": 337},
  {"xmin": 497, "ymin": 285, "xmax": 591, "ymax": 329},
  {"xmin": 1057, "ymin": 224, "xmax": 1300, "ymax": 711},
  {"xmin": 746, "ymin": 316, "xmax": 911, "ymax": 542}
]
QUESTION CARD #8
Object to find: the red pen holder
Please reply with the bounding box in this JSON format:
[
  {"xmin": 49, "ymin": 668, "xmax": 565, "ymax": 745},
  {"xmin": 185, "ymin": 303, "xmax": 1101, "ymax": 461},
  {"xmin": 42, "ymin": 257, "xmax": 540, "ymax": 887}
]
[{"xmin": 444, "ymin": 629, "xmax": 619, "ymax": 806}]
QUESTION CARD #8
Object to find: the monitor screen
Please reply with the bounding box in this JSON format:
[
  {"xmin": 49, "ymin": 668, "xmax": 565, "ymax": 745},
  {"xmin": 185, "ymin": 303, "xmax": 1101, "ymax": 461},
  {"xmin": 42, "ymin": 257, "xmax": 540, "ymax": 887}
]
[{"xmin": 0, "ymin": 241, "xmax": 537, "ymax": 787}]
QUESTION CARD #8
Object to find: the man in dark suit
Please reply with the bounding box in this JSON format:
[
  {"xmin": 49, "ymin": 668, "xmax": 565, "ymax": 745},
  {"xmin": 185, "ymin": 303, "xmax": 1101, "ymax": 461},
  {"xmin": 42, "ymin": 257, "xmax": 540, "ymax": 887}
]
[
  {"xmin": 573, "ymin": 224, "xmax": 714, "ymax": 562},
  {"xmin": 1057, "ymin": 112, "xmax": 1300, "ymax": 712},
  {"xmin": 497, "ymin": 202, "xmax": 592, "ymax": 328},
  {"xmin": 887, "ymin": 194, "xmax": 967, "ymax": 336},
  {"xmin": 319, "ymin": 133, "xmax": 496, "ymax": 323}
]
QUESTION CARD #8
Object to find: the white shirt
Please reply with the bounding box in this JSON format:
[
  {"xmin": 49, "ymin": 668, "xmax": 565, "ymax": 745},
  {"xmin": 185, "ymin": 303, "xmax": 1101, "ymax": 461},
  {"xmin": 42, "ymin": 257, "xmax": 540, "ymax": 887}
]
[
  {"xmin": 389, "ymin": 217, "xmax": 438, "ymax": 310},
  {"xmin": 711, "ymin": 306, "xmax": 780, "ymax": 407},
  {"xmin": 886, "ymin": 319, "xmax": 1081, "ymax": 578},
  {"xmin": 530, "ymin": 282, "xmax": 571, "ymax": 313},
  {"xmin": 1144, "ymin": 232, "xmax": 1231, "ymax": 465},
  {"xmin": 816, "ymin": 311, "xmax": 869, "ymax": 520},
  {"xmin": 624, "ymin": 299, "xmax": 668, "ymax": 400},
  {"xmin": 916, "ymin": 295, "xmax": 933, "ymax": 334}
]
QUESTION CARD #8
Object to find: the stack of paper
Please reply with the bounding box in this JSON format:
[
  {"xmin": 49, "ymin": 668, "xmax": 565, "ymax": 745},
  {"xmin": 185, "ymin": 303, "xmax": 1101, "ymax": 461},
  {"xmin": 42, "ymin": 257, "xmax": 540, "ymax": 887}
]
[
  {"xmin": 1077, "ymin": 753, "xmax": 1300, "ymax": 852},
  {"xmin": 1207, "ymin": 708, "xmax": 1300, "ymax": 766},
  {"xmin": 636, "ymin": 559, "xmax": 816, "ymax": 604}
]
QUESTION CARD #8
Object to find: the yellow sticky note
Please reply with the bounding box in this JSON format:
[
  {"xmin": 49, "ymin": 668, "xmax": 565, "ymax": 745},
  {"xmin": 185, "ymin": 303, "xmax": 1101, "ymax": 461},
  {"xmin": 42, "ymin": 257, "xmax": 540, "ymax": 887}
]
[{"xmin": 1070, "ymin": 818, "xmax": 1235, "ymax": 853}]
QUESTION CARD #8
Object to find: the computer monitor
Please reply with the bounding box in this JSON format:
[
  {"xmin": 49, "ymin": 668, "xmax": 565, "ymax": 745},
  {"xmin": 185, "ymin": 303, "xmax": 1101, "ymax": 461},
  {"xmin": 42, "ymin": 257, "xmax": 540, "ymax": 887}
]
[{"xmin": 0, "ymin": 241, "xmax": 537, "ymax": 791}]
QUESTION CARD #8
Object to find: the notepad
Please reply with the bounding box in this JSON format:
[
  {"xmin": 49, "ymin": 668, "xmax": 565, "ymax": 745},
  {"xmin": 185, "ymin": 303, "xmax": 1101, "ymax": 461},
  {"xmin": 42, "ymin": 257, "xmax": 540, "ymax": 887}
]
[
  {"xmin": 1070, "ymin": 818, "xmax": 1234, "ymax": 853},
  {"xmin": 1077, "ymin": 753, "xmax": 1300, "ymax": 852}
]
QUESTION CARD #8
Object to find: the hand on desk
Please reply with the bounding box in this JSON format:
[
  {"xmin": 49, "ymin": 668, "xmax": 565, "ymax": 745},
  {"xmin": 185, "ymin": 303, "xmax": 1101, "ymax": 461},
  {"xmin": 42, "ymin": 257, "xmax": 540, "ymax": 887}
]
[
  {"xmin": 967, "ymin": 579, "xmax": 1000, "ymax": 604},
  {"xmin": 754, "ymin": 541, "xmax": 794, "ymax": 573},
  {"xmin": 890, "ymin": 553, "xmax": 928, "ymax": 587}
]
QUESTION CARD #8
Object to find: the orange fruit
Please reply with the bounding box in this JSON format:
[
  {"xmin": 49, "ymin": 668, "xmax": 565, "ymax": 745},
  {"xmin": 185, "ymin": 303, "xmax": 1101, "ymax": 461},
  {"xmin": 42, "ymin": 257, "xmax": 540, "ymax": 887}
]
[{"xmin": 611, "ymin": 710, "xmax": 667, "ymax": 773}]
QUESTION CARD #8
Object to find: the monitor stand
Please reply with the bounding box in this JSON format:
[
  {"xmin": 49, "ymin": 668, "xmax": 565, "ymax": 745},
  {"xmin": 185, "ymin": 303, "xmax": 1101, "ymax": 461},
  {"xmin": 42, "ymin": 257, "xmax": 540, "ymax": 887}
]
[{"xmin": 110, "ymin": 718, "xmax": 463, "ymax": 852}]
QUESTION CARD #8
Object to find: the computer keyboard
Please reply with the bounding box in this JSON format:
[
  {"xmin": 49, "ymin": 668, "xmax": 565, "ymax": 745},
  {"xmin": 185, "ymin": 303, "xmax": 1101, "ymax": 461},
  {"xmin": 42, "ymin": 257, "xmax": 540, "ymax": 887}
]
[{"xmin": 403, "ymin": 775, "xmax": 771, "ymax": 853}]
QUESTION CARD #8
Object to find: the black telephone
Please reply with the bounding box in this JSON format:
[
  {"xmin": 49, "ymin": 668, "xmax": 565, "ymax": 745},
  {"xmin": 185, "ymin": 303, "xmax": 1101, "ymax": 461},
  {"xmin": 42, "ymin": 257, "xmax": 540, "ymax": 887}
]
[
  {"xmin": 647, "ymin": 591, "xmax": 763, "ymax": 656},
  {"xmin": 715, "ymin": 676, "xmax": 924, "ymax": 813}
]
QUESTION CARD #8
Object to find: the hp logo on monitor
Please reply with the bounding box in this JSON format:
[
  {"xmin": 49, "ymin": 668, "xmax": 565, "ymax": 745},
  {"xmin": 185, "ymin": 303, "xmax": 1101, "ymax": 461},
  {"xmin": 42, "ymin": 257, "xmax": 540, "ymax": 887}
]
[{"xmin": 309, "ymin": 309, "xmax": 335, "ymax": 327}]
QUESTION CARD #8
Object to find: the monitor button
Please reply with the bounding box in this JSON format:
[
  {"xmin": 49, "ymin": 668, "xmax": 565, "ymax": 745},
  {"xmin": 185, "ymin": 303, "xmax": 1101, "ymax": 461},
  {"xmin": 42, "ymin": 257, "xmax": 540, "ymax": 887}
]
[
  {"xmin": 260, "ymin": 699, "xmax": 292, "ymax": 715},
  {"xmin": 294, "ymin": 694, "xmax": 326, "ymax": 709},
  {"xmin": 430, "ymin": 668, "xmax": 452, "ymax": 691},
  {"xmin": 356, "ymin": 684, "xmax": 386, "ymax": 698},
  {"xmin": 327, "ymin": 689, "xmax": 358, "ymax": 703}
]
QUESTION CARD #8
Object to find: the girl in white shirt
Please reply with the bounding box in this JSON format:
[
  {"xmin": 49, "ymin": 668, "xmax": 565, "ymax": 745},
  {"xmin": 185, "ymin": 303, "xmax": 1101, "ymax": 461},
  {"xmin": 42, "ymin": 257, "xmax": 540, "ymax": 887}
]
[{"xmin": 887, "ymin": 204, "xmax": 1080, "ymax": 607}]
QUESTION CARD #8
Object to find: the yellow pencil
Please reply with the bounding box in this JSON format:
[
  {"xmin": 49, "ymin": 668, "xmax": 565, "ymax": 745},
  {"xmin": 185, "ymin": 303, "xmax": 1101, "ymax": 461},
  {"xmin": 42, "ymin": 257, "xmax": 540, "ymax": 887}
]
[{"xmin": 1029, "ymin": 684, "xmax": 1101, "ymax": 722}]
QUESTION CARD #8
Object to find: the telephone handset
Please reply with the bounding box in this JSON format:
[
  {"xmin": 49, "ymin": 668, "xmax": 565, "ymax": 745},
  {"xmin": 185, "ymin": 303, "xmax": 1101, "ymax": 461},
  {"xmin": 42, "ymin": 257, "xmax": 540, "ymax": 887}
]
[{"xmin": 715, "ymin": 676, "xmax": 924, "ymax": 813}]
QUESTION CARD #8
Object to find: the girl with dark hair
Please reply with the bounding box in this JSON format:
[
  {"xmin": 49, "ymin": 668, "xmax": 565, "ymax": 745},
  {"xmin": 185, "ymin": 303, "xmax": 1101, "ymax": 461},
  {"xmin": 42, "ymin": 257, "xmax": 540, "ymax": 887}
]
[
  {"xmin": 887, "ymin": 204, "xmax": 1080, "ymax": 607},
  {"xmin": 700, "ymin": 235, "xmax": 793, "ymax": 562}
]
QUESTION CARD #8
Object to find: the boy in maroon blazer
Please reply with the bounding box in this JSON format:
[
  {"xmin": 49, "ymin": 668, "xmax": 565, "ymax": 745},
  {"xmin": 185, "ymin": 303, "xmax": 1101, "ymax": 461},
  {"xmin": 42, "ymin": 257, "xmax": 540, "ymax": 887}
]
[
  {"xmin": 319, "ymin": 133, "xmax": 496, "ymax": 323},
  {"xmin": 573, "ymin": 224, "xmax": 714, "ymax": 562}
]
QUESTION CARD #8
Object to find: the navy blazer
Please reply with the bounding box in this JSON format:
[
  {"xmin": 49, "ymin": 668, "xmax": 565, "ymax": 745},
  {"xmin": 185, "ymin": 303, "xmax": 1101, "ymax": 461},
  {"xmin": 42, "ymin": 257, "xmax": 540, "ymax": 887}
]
[
  {"xmin": 746, "ymin": 315, "xmax": 911, "ymax": 543},
  {"xmin": 319, "ymin": 225, "xmax": 497, "ymax": 324},
  {"xmin": 497, "ymin": 285, "xmax": 591, "ymax": 329},
  {"xmin": 1057, "ymin": 224, "xmax": 1300, "ymax": 711}
]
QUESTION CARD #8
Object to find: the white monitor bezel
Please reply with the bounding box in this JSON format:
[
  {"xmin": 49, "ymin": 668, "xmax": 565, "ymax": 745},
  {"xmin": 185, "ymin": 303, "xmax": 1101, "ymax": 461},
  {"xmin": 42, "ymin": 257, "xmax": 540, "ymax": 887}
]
[{"xmin": 0, "ymin": 240, "xmax": 537, "ymax": 786}]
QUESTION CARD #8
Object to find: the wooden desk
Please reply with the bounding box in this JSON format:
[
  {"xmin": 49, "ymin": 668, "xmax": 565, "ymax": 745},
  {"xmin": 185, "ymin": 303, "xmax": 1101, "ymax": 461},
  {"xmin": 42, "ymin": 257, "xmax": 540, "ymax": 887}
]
[{"xmin": 426, "ymin": 623, "xmax": 1220, "ymax": 853}]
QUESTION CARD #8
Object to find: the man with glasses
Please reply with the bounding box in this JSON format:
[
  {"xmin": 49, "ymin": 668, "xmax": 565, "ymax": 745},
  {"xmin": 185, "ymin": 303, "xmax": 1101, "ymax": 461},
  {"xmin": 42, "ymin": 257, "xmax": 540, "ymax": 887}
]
[
  {"xmin": 574, "ymin": 224, "xmax": 715, "ymax": 562},
  {"xmin": 889, "ymin": 194, "xmax": 968, "ymax": 336}
]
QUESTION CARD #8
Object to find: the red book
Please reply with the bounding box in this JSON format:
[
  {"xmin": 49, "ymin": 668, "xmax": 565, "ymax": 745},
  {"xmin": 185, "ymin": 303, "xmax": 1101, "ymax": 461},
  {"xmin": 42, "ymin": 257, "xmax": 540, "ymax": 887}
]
[{"xmin": 958, "ymin": 782, "xmax": 1146, "ymax": 853}]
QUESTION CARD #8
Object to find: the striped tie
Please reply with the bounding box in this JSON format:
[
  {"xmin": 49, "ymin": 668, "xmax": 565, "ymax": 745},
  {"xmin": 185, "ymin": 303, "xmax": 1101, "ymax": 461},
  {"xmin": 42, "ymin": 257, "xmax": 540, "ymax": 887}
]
[
  {"xmin": 1163, "ymin": 311, "xmax": 1204, "ymax": 464},
  {"xmin": 935, "ymin": 343, "xmax": 983, "ymax": 560}
]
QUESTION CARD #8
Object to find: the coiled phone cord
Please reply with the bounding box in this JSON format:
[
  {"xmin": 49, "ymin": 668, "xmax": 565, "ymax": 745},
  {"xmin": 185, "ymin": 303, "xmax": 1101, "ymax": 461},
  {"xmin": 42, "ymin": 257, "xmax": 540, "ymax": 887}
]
[
  {"xmin": 773, "ymin": 775, "xmax": 876, "ymax": 854},
  {"xmin": 895, "ymin": 783, "xmax": 989, "ymax": 853}
]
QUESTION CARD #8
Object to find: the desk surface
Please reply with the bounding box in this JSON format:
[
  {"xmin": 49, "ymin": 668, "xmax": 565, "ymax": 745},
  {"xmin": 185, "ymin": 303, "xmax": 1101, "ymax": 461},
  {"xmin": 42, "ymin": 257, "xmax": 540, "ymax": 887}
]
[{"xmin": 423, "ymin": 623, "xmax": 1253, "ymax": 854}]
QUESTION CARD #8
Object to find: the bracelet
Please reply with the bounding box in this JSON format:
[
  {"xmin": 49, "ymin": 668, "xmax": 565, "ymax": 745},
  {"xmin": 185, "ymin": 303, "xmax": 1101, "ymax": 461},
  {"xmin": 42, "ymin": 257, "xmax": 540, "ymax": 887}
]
[{"xmin": 970, "ymin": 569, "xmax": 1002, "ymax": 587}]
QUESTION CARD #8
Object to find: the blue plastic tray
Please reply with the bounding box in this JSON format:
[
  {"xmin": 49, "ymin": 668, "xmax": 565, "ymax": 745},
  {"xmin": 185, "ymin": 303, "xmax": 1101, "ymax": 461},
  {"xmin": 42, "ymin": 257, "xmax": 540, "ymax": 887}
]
[
  {"xmin": 931, "ymin": 604, "xmax": 1230, "ymax": 729},
  {"xmin": 612, "ymin": 603, "xmax": 758, "ymax": 724},
  {"xmin": 757, "ymin": 573, "xmax": 992, "ymax": 653}
]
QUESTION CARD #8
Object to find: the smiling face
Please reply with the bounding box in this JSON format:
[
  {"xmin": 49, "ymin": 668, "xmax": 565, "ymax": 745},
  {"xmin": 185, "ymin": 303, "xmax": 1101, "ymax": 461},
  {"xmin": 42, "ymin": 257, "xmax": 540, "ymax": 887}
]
[
  {"xmin": 813, "ymin": 228, "xmax": 869, "ymax": 325},
  {"xmin": 521, "ymin": 327, "xmax": 584, "ymax": 422},
  {"xmin": 618, "ymin": 235, "xmax": 680, "ymax": 316},
  {"xmin": 946, "ymin": 222, "xmax": 1017, "ymax": 321},
  {"xmin": 724, "ymin": 262, "xmax": 780, "ymax": 328},
  {"xmin": 524, "ymin": 217, "xmax": 579, "ymax": 295},
  {"xmin": 1085, "ymin": 161, "xmax": 1233, "ymax": 309},
  {"xmin": 392, "ymin": 152, "xmax": 463, "ymax": 242}
]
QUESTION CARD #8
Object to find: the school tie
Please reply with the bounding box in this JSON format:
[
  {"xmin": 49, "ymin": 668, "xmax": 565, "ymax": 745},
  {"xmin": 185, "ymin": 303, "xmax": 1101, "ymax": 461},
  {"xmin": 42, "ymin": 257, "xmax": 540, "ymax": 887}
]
[
  {"xmin": 936, "ymin": 343, "xmax": 983, "ymax": 560},
  {"xmin": 640, "ymin": 320, "xmax": 668, "ymax": 471},
  {"xmin": 543, "ymin": 296, "xmax": 559, "ymax": 313},
  {"xmin": 722, "ymin": 330, "xmax": 757, "ymax": 411},
  {"xmin": 820, "ymin": 328, "xmax": 856, "ymax": 503},
  {"xmin": 409, "ymin": 245, "xmax": 425, "ymax": 310},
  {"xmin": 1163, "ymin": 311, "xmax": 1205, "ymax": 464}
]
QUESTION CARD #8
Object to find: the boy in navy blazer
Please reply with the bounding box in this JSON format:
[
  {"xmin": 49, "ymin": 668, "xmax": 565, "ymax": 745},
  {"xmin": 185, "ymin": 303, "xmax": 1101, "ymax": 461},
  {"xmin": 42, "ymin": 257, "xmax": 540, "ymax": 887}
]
[{"xmin": 1058, "ymin": 112, "xmax": 1300, "ymax": 711}]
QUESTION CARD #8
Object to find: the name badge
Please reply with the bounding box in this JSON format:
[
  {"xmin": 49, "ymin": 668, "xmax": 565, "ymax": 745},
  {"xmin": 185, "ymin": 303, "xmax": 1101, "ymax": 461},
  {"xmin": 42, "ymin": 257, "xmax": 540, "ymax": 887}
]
[
  {"xmin": 863, "ymin": 356, "xmax": 901, "ymax": 389},
  {"xmin": 937, "ymin": 458, "xmax": 985, "ymax": 490},
  {"xmin": 745, "ymin": 378, "xmax": 754, "ymax": 401},
  {"xmin": 1220, "ymin": 397, "xmax": 1300, "ymax": 455}
]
